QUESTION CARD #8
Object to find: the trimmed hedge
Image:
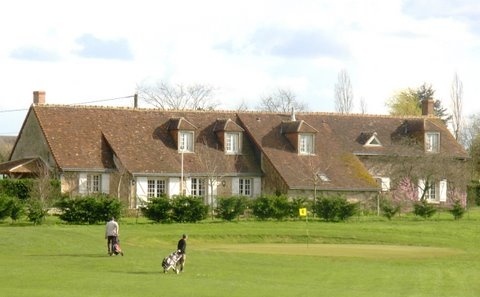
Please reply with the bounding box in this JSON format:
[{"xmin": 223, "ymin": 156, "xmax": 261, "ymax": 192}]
[
  {"xmin": 141, "ymin": 195, "xmax": 208, "ymax": 223},
  {"xmin": 56, "ymin": 194, "xmax": 122, "ymax": 224}
]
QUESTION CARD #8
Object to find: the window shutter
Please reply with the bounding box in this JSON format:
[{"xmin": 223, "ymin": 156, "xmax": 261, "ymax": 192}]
[
  {"xmin": 381, "ymin": 177, "xmax": 391, "ymax": 192},
  {"xmin": 169, "ymin": 177, "xmax": 180, "ymax": 197},
  {"xmin": 439, "ymin": 179, "xmax": 447, "ymax": 202},
  {"xmin": 185, "ymin": 178, "xmax": 192, "ymax": 196},
  {"xmin": 253, "ymin": 177, "xmax": 261, "ymax": 197},
  {"xmin": 136, "ymin": 177, "xmax": 148, "ymax": 206},
  {"xmin": 232, "ymin": 178, "xmax": 239, "ymax": 195},
  {"xmin": 211, "ymin": 179, "xmax": 218, "ymax": 196},
  {"xmin": 79, "ymin": 173, "xmax": 87, "ymax": 194},
  {"xmin": 418, "ymin": 179, "xmax": 425, "ymax": 200},
  {"xmin": 101, "ymin": 174, "xmax": 110, "ymax": 194}
]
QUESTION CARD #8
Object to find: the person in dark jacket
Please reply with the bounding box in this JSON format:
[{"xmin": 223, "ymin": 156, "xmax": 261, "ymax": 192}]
[{"xmin": 177, "ymin": 234, "xmax": 187, "ymax": 272}]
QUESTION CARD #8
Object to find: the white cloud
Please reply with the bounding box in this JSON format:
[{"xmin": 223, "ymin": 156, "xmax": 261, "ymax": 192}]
[{"xmin": 1, "ymin": 0, "xmax": 480, "ymax": 135}]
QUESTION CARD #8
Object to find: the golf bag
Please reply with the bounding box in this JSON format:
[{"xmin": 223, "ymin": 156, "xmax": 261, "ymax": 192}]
[
  {"xmin": 112, "ymin": 238, "xmax": 124, "ymax": 256},
  {"xmin": 162, "ymin": 250, "xmax": 183, "ymax": 273}
]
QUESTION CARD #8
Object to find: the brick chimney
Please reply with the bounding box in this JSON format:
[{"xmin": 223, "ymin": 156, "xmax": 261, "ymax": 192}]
[
  {"xmin": 33, "ymin": 91, "xmax": 45, "ymax": 105},
  {"xmin": 421, "ymin": 98, "xmax": 434, "ymax": 116}
]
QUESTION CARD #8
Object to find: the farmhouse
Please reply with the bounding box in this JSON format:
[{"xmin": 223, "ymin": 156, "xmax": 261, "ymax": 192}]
[{"xmin": 0, "ymin": 91, "xmax": 469, "ymax": 208}]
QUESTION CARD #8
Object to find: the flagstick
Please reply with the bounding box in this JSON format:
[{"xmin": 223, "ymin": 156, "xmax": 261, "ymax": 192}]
[{"xmin": 306, "ymin": 212, "xmax": 309, "ymax": 248}]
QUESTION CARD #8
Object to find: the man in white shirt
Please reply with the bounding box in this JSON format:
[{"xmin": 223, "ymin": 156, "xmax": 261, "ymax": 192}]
[{"xmin": 105, "ymin": 217, "xmax": 119, "ymax": 256}]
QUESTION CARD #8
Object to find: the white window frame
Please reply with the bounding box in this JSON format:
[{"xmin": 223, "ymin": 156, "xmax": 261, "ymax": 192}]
[
  {"xmin": 87, "ymin": 174, "xmax": 101, "ymax": 193},
  {"xmin": 425, "ymin": 132, "xmax": 440, "ymax": 153},
  {"xmin": 191, "ymin": 178, "xmax": 205, "ymax": 197},
  {"xmin": 225, "ymin": 132, "xmax": 242, "ymax": 154},
  {"xmin": 376, "ymin": 177, "xmax": 391, "ymax": 192},
  {"xmin": 365, "ymin": 134, "xmax": 382, "ymax": 147},
  {"xmin": 147, "ymin": 178, "xmax": 166, "ymax": 198},
  {"xmin": 299, "ymin": 133, "xmax": 314, "ymax": 155},
  {"xmin": 239, "ymin": 178, "xmax": 252, "ymax": 196},
  {"xmin": 418, "ymin": 179, "xmax": 447, "ymax": 203},
  {"xmin": 179, "ymin": 131, "xmax": 194, "ymax": 153}
]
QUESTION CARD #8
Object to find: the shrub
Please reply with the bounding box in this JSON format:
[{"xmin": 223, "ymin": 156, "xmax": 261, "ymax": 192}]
[
  {"xmin": 0, "ymin": 179, "xmax": 33, "ymax": 200},
  {"xmin": 381, "ymin": 200, "xmax": 400, "ymax": 220},
  {"xmin": 251, "ymin": 195, "xmax": 291, "ymax": 220},
  {"xmin": 413, "ymin": 200, "xmax": 437, "ymax": 219},
  {"xmin": 141, "ymin": 195, "xmax": 172, "ymax": 223},
  {"xmin": 271, "ymin": 195, "xmax": 291, "ymax": 220},
  {"xmin": 449, "ymin": 199, "xmax": 465, "ymax": 220},
  {"xmin": 56, "ymin": 194, "xmax": 122, "ymax": 224},
  {"xmin": 251, "ymin": 196, "xmax": 275, "ymax": 220},
  {"xmin": 314, "ymin": 195, "xmax": 358, "ymax": 222},
  {"xmin": 216, "ymin": 196, "xmax": 248, "ymax": 221},
  {"xmin": 26, "ymin": 199, "xmax": 47, "ymax": 225},
  {"xmin": 171, "ymin": 196, "xmax": 208, "ymax": 223},
  {"xmin": 0, "ymin": 194, "xmax": 14, "ymax": 221},
  {"xmin": 9, "ymin": 198, "xmax": 24, "ymax": 222}
]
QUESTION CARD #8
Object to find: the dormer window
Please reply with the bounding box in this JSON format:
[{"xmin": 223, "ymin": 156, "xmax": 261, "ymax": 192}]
[
  {"xmin": 225, "ymin": 132, "xmax": 242, "ymax": 154},
  {"xmin": 179, "ymin": 131, "xmax": 194, "ymax": 153},
  {"xmin": 425, "ymin": 132, "xmax": 440, "ymax": 153},
  {"xmin": 168, "ymin": 117, "xmax": 197, "ymax": 153},
  {"xmin": 365, "ymin": 133, "xmax": 382, "ymax": 147},
  {"xmin": 282, "ymin": 119, "xmax": 318, "ymax": 156},
  {"xmin": 213, "ymin": 118, "xmax": 244, "ymax": 155},
  {"xmin": 299, "ymin": 133, "xmax": 314, "ymax": 155}
]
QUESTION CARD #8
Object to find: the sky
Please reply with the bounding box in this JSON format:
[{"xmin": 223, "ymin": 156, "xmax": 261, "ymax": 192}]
[{"xmin": 1, "ymin": 0, "xmax": 480, "ymax": 136}]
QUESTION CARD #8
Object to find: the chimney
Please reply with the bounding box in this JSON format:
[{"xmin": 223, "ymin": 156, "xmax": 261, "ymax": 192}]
[
  {"xmin": 421, "ymin": 98, "xmax": 434, "ymax": 116},
  {"xmin": 33, "ymin": 91, "xmax": 46, "ymax": 105},
  {"xmin": 290, "ymin": 107, "xmax": 296, "ymax": 121}
]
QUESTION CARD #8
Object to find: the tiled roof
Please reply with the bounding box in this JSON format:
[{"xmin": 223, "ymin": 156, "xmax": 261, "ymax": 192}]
[
  {"xmin": 237, "ymin": 112, "xmax": 468, "ymax": 190},
  {"xmin": 31, "ymin": 105, "xmax": 260, "ymax": 175},
  {"xmin": 26, "ymin": 105, "xmax": 468, "ymax": 192}
]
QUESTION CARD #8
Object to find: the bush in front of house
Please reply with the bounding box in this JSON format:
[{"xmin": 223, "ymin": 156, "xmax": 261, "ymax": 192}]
[
  {"xmin": 26, "ymin": 199, "xmax": 48, "ymax": 225},
  {"xmin": 449, "ymin": 199, "xmax": 465, "ymax": 220},
  {"xmin": 413, "ymin": 200, "xmax": 437, "ymax": 219},
  {"xmin": 141, "ymin": 195, "xmax": 172, "ymax": 223},
  {"xmin": 251, "ymin": 194, "xmax": 291, "ymax": 221},
  {"xmin": 0, "ymin": 194, "xmax": 25, "ymax": 223},
  {"xmin": 171, "ymin": 195, "xmax": 208, "ymax": 223},
  {"xmin": 380, "ymin": 198, "xmax": 401, "ymax": 220},
  {"xmin": 0, "ymin": 194, "xmax": 15, "ymax": 221},
  {"xmin": 216, "ymin": 196, "xmax": 248, "ymax": 221},
  {"xmin": 56, "ymin": 194, "xmax": 122, "ymax": 224},
  {"xmin": 314, "ymin": 195, "xmax": 358, "ymax": 222},
  {"xmin": 0, "ymin": 179, "xmax": 34, "ymax": 200}
]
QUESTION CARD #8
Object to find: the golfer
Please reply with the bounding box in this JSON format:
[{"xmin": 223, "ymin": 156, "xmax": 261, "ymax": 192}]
[
  {"xmin": 105, "ymin": 217, "xmax": 119, "ymax": 256},
  {"xmin": 177, "ymin": 234, "xmax": 187, "ymax": 272}
]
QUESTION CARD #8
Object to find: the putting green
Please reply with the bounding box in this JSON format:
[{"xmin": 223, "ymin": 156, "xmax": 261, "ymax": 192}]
[{"xmin": 201, "ymin": 243, "xmax": 463, "ymax": 259}]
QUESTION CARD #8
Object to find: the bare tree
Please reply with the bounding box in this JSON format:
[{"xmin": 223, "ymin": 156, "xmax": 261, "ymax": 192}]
[
  {"xmin": 236, "ymin": 100, "xmax": 249, "ymax": 112},
  {"xmin": 137, "ymin": 80, "xmax": 219, "ymax": 110},
  {"xmin": 359, "ymin": 97, "xmax": 367, "ymax": 114},
  {"xmin": 257, "ymin": 88, "xmax": 307, "ymax": 112},
  {"xmin": 334, "ymin": 69, "xmax": 353, "ymax": 114},
  {"xmin": 450, "ymin": 72, "xmax": 464, "ymax": 141},
  {"xmin": 195, "ymin": 136, "xmax": 228, "ymax": 218}
]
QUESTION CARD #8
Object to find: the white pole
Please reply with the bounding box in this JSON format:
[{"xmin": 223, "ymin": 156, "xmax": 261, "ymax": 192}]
[{"xmin": 181, "ymin": 151, "xmax": 184, "ymax": 195}]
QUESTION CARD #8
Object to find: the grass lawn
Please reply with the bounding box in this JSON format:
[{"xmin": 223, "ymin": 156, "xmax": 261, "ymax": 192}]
[{"xmin": 2, "ymin": 209, "xmax": 480, "ymax": 297}]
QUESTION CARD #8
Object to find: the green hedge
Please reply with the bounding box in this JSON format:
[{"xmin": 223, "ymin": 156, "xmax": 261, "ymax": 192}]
[
  {"xmin": 141, "ymin": 195, "xmax": 208, "ymax": 223},
  {"xmin": 56, "ymin": 193, "xmax": 122, "ymax": 224}
]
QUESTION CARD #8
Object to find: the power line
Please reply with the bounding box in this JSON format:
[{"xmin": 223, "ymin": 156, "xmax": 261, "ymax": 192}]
[
  {"xmin": 0, "ymin": 108, "xmax": 28, "ymax": 113},
  {"xmin": 0, "ymin": 94, "xmax": 136, "ymax": 113},
  {"xmin": 75, "ymin": 95, "xmax": 135, "ymax": 105}
]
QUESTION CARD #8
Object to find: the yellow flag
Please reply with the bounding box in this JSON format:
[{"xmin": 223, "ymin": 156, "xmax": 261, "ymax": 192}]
[{"xmin": 299, "ymin": 208, "xmax": 307, "ymax": 217}]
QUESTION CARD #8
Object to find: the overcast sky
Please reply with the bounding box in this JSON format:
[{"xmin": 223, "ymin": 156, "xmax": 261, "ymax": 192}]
[{"xmin": 1, "ymin": 0, "xmax": 479, "ymax": 136}]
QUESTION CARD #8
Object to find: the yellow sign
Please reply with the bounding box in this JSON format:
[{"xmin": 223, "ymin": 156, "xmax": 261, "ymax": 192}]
[{"xmin": 299, "ymin": 208, "xmax": 307, "ymax": 217}]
